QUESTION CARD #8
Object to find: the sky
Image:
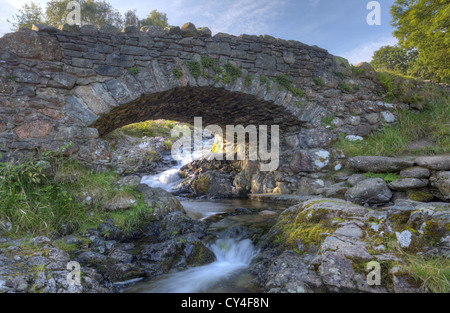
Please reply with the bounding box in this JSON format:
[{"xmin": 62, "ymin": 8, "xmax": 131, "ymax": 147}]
[{"xmin": 0, "ymin": 0, "xmax": 398, "ymax": 64}]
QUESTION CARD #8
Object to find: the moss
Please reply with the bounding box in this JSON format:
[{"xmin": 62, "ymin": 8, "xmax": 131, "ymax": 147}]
[
  {"xmin": 128, "ymin": 67, "xmax": 139, "ymax": 76},
  {"xmin": 423, "ymin": 221, "xmax": 448, "ymax": 246},
  {"xmin": 172, "ymin": 67, "xmax": 183, "ymax": 79},
  {"xmin": 186, "ymin": 242, "xmax": 216, "ymax": 266},
  {"xmin": 408, "ymin": 190, "xmax": 433, "ymax": 202},
  {"xmin": 244, "ymin": 75, "xmax": 253, "ymax": 87},
  {"xmin": 186, "ymin": 60, "xmax": 201, "ymax": 78},
  {"xmin": 200, "ymin": 56, "xmax": 216, "ymax": 69},
  {"xmin": 338, "ymin": 82, "xmax": 352, "ymax": 93},
  {"xmin": 364, "ymin": 172, "xmax": 400, "ymax": 183},
  {"xmin": 224, "ymin": 62, "xmax": 242, "ymax": 82},
  {"xmin": 193, "ymin": 177, "xmax": 210, "ymax": 195},
  {"xmin": 273, "ymin": 204, "xmax": 338, "ymax": 250},
  {"xmin": 313, "ymin": 77, "xmax": 324, "ymax": 87}
]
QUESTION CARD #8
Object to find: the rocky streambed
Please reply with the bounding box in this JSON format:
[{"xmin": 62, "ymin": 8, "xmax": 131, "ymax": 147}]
[{"xmin": 1, "ymin": 191, "xmax": 448, "ymax": 293}]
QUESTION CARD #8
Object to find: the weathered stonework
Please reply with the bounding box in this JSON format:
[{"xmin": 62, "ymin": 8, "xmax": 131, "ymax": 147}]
[{"xmin": 0, "ymin": 23, "xmax": 410, "ymax": 194}]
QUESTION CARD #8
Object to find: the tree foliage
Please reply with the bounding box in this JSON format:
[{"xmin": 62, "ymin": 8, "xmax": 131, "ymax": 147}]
[
  {"xmin": 45, "ymin": 0, "xmax": 122, "ymax": 28},
  {"xmin": 8, "ymin": 0, "xmax": 169, "ymax": 31},
  {"xmin": 389, "ymin": 0, "xmax": 449, "ymax": 82},
  {"xmin": 371, "ymin": 45, "xmax": 418, "ymax": 76},
  {"xmin": 7, "ymin": 1, "xmax": 45, "ymax": 30}
]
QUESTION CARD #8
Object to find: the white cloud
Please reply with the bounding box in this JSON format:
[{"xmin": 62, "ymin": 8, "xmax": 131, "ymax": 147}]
[{"xmin": 340, "ymin": 36, "xmax": 397, "ymax": 65}]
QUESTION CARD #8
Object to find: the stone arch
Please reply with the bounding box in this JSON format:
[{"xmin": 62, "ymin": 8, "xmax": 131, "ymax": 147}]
[{"xmin": 0, "ymin": 24, "xmax": 396, "ymax": 194}]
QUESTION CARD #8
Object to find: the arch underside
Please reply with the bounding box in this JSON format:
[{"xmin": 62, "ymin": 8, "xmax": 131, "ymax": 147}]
[{"xmin": 91, "ymin": 86, "xmax": 303, "ymax": 136}]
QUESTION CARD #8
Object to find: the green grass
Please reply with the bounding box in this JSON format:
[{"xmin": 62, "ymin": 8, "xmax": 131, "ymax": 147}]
[
  {"xmin": 172, "ymin": 67, "xmax": 183, "ymax": 79},
  {"xmin": 398, "ymin": 249, "xmax": 450, "ymax": 293},
  {"xmin": 128, "ymin": 67, "xmax": 139, "ymax": 76},
  {"xmin": 334, "ymin": 94, "xmax": 449, "ymax": 157},
  {"xmin": 117, "ymin": 119, "xmax": 184, "ymax": 138},
  {"xmin": 364, "ymin": 172, "xmax": 400, "ymax": 183},
  {"xmin": 186, "ymin": 60, "xmax": 201, "ymax": 78},
  {"xmin": 0, "ymin": 147, "xmax": 154, "ymax": 237}
]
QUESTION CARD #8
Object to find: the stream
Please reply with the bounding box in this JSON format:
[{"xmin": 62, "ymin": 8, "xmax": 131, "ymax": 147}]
[{"xmin": 125, "ymin": 137, "xmax": 284, "ymax": 293}]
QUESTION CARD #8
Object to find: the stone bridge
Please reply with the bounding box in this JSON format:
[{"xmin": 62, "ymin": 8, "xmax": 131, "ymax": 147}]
[{"xmin": 0, "ymin": 23, "xmax": 398, "ymax": 194}]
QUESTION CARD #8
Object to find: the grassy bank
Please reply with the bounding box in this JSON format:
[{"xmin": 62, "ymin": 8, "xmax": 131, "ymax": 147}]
[
  {"xmin": 335, "ymin": 73, "xmax": 449, "ymax": 157},
  {"xmin": 0, "ymin": 147, "xmax": 154, "ymax": 238}
]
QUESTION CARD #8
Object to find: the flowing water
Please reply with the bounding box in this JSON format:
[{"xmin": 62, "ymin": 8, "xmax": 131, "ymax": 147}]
[
  {"xmin": 140, "ymin": 136, "xmax": 215, "ymax": 192},
  {"xmin": 126, "ymin": 136, "xmax": 281, "ymax": 293},
  {"xmin": 126, "ymin": 237, "xmax": 261, "ymax": 293}
]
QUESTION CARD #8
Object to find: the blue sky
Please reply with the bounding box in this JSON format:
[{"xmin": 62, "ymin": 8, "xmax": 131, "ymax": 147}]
[{"xmin": 0, "ymin": 0, "xmax": 398, "ymax": 64}]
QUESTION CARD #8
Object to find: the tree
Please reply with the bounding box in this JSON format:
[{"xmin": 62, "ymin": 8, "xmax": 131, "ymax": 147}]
[
  {"xmin": 390, "ymin": 0, "xmax": 449, "ymax": 82},
  {"xmin": 123, "ymin": 9, "xmax": 140, "ymax": 28},
  {"xmin": 371, "ymin": 45, "xmax": 418, "ymax": 76},
  {"xmin": 7, "ymin": 1, "xmax": 45, "ymax": 30},
  {"xmin": 45, "ymin": 0, "xmax": 122, "ymax": 28},
  {"xmin": 140, "ymin": 10, "xmax": 168, "ymax": 28}
]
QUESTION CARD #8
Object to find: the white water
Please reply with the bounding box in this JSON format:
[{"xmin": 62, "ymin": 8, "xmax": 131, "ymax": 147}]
[
  {"xmin": 132, "ymin": 238, "xmax": 259, "ymax": 293},
  {"xmin": 140, "ymin": 136, "xmax": 215, "ymax": 191},
  {"xmin": 134, "ymin": 134, "xmax": 260, "ymax": 293}
]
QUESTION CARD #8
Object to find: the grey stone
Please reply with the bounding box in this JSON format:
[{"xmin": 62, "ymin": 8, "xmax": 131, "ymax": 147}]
[
  {"xmin": 59, "ymin": 24, "xmax": 80, "ymax": 32},
  {"xmin": 388, "ymin": 178, "xmax": 429, "ymax": 191},
  {"xmin": 137, "ymin": 185, "xmax": 185, "ymax": 218},
  {"xmin": 400, "ymin": 167, "xmax": 430, "ymax": 178},
  {"xmin": 415, "ymin": 156, "xmax": 450, "ymax": 170},
  {"xmin": 165, "ymin": 26, "xmax": 181, "ymax": 35},
  {"xmin": 430, "ymin": 171, "xmax": 450, "ymax": 200},
  {"xmin": 196, "ymin": 27, "xmax": 212, "ymax": 37},
  {"xmin": 206, "ymin": 42, "xmax": 232, "ymax": 55},
  {"xmin": 32, "ymin": 24, "xmax": 59, "ymax": 33},
  {"xmin": 94, "ymin": 65, "xmax": 124, "ymax": 77},
  {"xmin": 180, "ymin": 23, "xmax": 197, "ymax": 37},
  {"xmin": 12, "ymin": 68, "xmax": 40, "ymax": 84},
  {"xmin": 105, "ymin": 54, "xmax": 134, "ymax": 67},
  {"xmin": 48, "ymin": 73, "xmax": 77, "ymax": 89},
  {"xmin": 348, "ymin": 156, "xmax": 414, "ymax": 173},
  {"xmin": 347, "ymin": 174, "xmax": 365, "ymax": 187},
  {"xmin": 99, "ymin": 24, "xmax": 120, "ymax": 34},
  {"xmin": 345, "ymin": 178, "xmax": 393, "ymax": 205},
  {"xmin": 80, "ymin": 25, "xmax": 98, "ymax": 34}
]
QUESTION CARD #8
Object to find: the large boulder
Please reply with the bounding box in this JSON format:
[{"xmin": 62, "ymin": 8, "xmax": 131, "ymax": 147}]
[
  {"xmin": 137, "ymin": 184, "xmax": 185, "ymax": 218},
  {"xmin": 191, "ymin": 171, "xmax": 234, "ymax": 198},
  {"xmin": 345, "ymin": 178, "xmax": 393, "ymax": 205}
]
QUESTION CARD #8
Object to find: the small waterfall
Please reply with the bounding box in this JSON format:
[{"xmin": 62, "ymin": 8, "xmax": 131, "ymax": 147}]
[
  {"xmin": 141, "ymin": 136, "xmax": 215, "ymax": 191},
  {"xmin": 134, "ymin": 237, "xmax": 259, "ymax": 293}
]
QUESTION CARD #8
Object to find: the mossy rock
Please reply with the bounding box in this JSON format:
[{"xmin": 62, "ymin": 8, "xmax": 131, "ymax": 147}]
[
  {"xmin": 408, "ymin": 190, "xmax": 434, "ymax": 202},
  {"xmin": 185, "ymin": 241, "xmax": 216, "ymax": 267},
  {"xmin": 269, "ymin": 198, "xmax": 366, "ymax": 250},
  {"xmin": 192, "ymin": 177, "xmax": 210, "ymax": 195}
]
